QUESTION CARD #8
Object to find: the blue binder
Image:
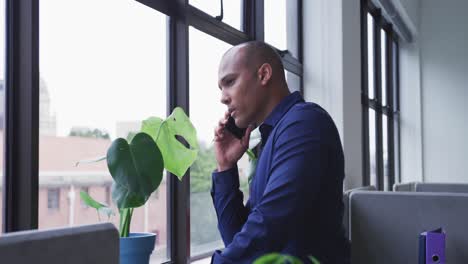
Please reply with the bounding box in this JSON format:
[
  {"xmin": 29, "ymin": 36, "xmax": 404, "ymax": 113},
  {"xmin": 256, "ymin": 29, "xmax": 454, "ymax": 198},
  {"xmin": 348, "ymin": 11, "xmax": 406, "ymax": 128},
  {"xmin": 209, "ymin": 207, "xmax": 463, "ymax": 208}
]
[{"xmin": 419, "ymin": 228, "xmax": 446, "ymax": 264}]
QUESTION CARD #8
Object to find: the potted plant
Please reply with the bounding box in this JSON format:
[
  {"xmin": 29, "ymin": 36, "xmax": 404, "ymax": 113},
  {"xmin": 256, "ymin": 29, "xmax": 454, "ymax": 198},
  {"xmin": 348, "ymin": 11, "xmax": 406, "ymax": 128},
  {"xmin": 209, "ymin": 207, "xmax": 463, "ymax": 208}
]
[{"xmin": 78, "ymin": 107, "xmax": 198, "ymax": 264}]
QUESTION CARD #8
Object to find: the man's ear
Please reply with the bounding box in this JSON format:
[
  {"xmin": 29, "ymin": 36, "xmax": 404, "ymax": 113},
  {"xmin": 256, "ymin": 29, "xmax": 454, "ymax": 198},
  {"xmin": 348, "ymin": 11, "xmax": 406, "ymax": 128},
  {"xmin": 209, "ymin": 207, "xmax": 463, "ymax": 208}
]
[{"xmin": 257, "ymin": 63, "xmax": 273, "ymax": 85}]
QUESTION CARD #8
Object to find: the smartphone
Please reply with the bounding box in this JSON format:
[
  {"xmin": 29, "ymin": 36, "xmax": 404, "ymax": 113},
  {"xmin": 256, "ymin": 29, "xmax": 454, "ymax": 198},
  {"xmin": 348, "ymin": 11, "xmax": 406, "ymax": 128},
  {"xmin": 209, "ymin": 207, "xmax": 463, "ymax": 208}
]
[{"xmin": 225, "ymin": 116, "xmax": 246, "ymax": 139}]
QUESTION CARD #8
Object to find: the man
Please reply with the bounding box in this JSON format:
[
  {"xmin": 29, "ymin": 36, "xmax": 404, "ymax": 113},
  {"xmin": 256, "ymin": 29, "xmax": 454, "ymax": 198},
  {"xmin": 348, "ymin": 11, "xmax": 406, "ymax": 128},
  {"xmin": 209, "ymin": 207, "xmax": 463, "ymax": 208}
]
[{"xmin": 211, "ymin": 41, "xmax": 349, "ymax": 263}]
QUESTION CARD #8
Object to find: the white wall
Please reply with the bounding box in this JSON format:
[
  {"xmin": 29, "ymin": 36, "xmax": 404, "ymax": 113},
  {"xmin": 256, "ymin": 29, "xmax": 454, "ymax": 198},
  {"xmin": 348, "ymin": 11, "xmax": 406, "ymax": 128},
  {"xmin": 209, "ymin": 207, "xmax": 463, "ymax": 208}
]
[
  {"xmin": 393, "ymin": 0, "xmax": 420, "ymax": 36},
  {"xmin": 302, "ymin": 0, "xmax": 430, "ymax": 186},
  {"xmin": 383, "ymin": 0, "xmax": 425, "ymax": 183},
  {"xmin": 303, "ymin": 0, "xmax": 468, "ymax": 187},
  {"xmin": 303, "ymin": 0, "xmax": 363, "ymax": 190},
  {"xmin": 399, "ymin": 39, "xmax": 425, "ymax": 183},
  {"xmin": 419, "ymin": 0, "xmax": 468, "ymax": 182},
  {"xmin": 396, "ymin": 0, "xmax": 468, "ymax": 183}
]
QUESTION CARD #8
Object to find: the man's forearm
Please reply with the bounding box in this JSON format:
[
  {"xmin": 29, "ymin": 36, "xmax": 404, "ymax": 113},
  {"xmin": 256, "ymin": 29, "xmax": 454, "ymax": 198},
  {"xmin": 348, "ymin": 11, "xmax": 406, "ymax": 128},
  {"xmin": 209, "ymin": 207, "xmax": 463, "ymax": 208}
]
[{"xmin": 211, "ymin": 166, "xmax": 249, "ymax": 246}]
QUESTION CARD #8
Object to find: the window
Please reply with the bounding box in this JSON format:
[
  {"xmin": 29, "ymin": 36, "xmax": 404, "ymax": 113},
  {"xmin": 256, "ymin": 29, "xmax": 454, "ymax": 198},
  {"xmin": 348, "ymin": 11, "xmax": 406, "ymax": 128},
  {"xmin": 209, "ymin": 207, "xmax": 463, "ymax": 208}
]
[
  {"xmin": 362, "ymin": 0, "xmax": 400, "ymax": 190},
  {"xmin": 367, "ymin": 14, "xmax": 375, "ymax": 100},
  {"xmin": 3, "ymin": 0, "xmax": 302, "ymax": 262},
  {"xmin": 188, "ymin": 1, "xmax": 302, "ymax": 261},
  {"xmin": 265, "ymin": 0, "xmax": 300, "ymax": 59},
  {"xmin": 392, "ymin": 41, "xmax": 401, "ymax": 183},
  {"xmin": 369, "ymin": 109, "xmax": 377, "ymax": 186},
  {"xmin": 39, "ymin": 0, "xmax": 169, "ymax": 262},
  {"xmin": 0, "ymin": 0, "xmax": 5, "ymax": 233},
  {"xmin": 189, "ymin": 27, "xmax": 252, "ymax": 258},
  {"xmin": 47, "ymin": 188, "xmax": 60, "ymax": 210}
]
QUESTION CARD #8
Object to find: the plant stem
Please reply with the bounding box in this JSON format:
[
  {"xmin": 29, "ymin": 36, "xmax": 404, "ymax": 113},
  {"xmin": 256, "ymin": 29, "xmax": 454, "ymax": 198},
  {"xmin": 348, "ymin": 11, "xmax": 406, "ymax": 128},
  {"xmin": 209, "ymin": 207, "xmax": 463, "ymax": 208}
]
[
  {"xmin": 119, "ymin": 208, "xmax": 134, "ymax": 237},
  {"xmin": 119, "ymin": 209, "xmax": 125, "ymax": 237},
  {"xmin": 127, "ymin": 208, "xmax": 134, "ymax": 235},
  {"xmin": 246, "ymin": 149, "xmax": 256, "ymax": 160}
]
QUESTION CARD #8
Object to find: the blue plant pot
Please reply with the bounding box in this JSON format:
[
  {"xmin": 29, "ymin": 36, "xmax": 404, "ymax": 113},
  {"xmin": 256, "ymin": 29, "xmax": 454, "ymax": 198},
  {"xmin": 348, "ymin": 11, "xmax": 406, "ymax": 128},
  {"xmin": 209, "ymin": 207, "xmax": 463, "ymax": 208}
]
[{"xmin": 120, "ymin": 233, "xmax": 156, "ymax": 264}]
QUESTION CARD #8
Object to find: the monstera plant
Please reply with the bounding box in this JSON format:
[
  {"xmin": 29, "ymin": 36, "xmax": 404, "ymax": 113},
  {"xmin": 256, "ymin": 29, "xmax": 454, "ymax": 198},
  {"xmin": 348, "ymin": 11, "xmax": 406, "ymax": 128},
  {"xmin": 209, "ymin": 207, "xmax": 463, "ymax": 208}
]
[{"xmin": 78, "ymin": 107, "xmax": 198, "ymax": 237}]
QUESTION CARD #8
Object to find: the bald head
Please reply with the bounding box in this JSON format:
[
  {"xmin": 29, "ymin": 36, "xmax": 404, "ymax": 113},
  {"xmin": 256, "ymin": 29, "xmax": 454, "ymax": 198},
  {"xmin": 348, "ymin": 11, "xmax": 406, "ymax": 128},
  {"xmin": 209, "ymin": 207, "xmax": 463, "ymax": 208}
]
[
  {"xmin": 217, "ymin": 41, "xmax": 291, "ymax": 127},
  {"xmin": 221, "ymin": 41, "xmax": 286, "ymax": 83}
]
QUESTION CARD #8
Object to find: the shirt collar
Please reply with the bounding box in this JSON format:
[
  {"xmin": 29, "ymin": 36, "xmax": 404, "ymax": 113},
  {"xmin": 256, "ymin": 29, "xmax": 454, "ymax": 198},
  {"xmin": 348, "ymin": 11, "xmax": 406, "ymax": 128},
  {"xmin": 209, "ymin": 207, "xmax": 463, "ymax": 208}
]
[{"xmin": 259, "ymin": 91, "xmax": 304, "ymax": 143}]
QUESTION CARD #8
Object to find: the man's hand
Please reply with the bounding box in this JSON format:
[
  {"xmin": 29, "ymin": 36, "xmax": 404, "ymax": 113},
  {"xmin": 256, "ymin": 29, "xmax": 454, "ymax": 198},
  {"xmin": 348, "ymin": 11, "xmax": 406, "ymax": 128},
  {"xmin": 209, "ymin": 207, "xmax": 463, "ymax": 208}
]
[{"xmin": 214, "ymin": 112, "xmax": 254, "ymax": 172}]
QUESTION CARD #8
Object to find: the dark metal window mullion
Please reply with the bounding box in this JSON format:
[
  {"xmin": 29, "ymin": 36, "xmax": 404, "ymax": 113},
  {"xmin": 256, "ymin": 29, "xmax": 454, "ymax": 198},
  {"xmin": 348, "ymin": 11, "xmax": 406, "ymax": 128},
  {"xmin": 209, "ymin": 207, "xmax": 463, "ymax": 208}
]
[
  {"xmin": 135, "ymin": 0, "xmax": 175, "ymax": 17},
  {"xmin": 282, "ymin": 53, "xmax": 303, "ymax": 77},
  {"xmin": 360, "ymin": 0, "xmax": 370, "ymax": 186},
  {"xmin": 167, "ymin": 0, "xmax": 191, "ymax": 261},
  {"xmin": 297, "ymin": 0, "xmax": 303, "ymax": 65},
  {"xmin": 366, "ymin": 0, "xmax": 379, "ymax": 17},
  {"xmin": 386, "ymin": 28, "xmax": 395, "ymax": 190},
  {"xmin": 243, "ymin": 0, "xmax": 264, "ymax": 41},
  {"xmin": 394, "ymin": 41, "xmax": 401, "ymax": 183},
  {"xmin": 187, "ymin": 5, "xmax": 250, "ymax": 46},
  {"xmin": 3, "ymin": 0, "xmax": 40, "ymax": 233},
  {"xmin": 297, "ymin": 0, "xmax": 303, "ymax": 94},
  {"xmin": 374, "ymin": 10, "xmax": 384, "ymax": 191}
]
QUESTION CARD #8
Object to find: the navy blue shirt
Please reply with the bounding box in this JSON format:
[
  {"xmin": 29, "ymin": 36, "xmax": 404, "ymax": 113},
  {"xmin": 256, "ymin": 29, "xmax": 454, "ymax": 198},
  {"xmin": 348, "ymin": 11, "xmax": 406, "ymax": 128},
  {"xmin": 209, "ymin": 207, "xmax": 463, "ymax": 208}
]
[{"xmin": 211, "ymin": 92, "xmax": 350, "ymax": 263}]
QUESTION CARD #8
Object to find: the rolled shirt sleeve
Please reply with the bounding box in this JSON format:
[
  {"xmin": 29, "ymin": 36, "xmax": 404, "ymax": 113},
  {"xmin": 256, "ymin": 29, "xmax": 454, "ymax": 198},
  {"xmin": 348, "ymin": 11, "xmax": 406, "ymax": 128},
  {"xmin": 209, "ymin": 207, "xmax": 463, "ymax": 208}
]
[{"xmin": 211, "ymin": 165, "xmax": 249, "ymax": 246}]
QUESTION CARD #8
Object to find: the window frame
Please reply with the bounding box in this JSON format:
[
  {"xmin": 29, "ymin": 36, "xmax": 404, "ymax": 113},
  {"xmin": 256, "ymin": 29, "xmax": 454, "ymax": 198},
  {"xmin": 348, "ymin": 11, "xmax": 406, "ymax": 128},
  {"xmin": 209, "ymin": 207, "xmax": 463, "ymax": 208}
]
[
  {"xmin": 2, "ymin": 0, "xmax": 303, "ymax": 263},
  {"xmin": 3, "ymin": 0, "xmax": 40, "ymax": 233},
  {"xmin": 361, "ymin": 0, "xmax": 400, "ymax": 190}
]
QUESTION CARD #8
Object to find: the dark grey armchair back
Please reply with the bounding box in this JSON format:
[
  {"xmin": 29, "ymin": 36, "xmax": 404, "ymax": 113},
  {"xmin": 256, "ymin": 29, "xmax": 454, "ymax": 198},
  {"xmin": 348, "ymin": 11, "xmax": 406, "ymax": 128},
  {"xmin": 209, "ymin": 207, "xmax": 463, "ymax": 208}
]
[
  {"xmin": 350, "ymin": 191, "xmax": 468, "ymax": 264},
  {"xmin": 342, "ymin": 185, "xmax": 376, "ymax": 239},
  {"xmin": 0, "ymin": 223, "xmax": 119, "ymax": 264},
  {"xmin": 394, "ymin": 182, "xmax": 468, "ymax": 193}
]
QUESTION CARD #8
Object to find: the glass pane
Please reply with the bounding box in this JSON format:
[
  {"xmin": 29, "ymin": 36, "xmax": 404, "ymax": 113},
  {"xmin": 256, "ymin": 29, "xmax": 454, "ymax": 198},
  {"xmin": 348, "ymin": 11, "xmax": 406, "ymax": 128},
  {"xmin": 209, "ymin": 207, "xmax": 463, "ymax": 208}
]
[
  {"xmin": 0, "ymin": 0, "xmax": 4, "ymax": 234},
  {"xmin": 392, "ymin": 41, "xmax": 400, "ymax": 183},
  {"xmin": 369, "ymin": 109, "xmax": 377, "ymax": 187},
  {"xmin": 189, "ymin": 0, "xmax": 242, "ymax": 31},
  {"xmin": 381, "ymin": 30, "xmax": 387, "ymax": 106},
  {"xmin": 382, "ymin": 115, "xmax": 388, "ymax": 191},
  {"xmin": 285, "ymin": 70, "xmax": 301, "ymax": 92},
  {"xmin": 265, "ymin": 0, "xmax": 299, "ymax": 58},
  {"xmin": 394, "ymin": 113, "xmax": 400, "ymax": 183},
  {"xmin": 189, "ymin": 27, "xmax": 251, "ymax": 259},
  {"xmin": 367, "ymin": 14, "xmax": 375, "ymax": 99},
  {"xmin": 393, "ymin": 41, "xmax": 399, "ymax": 112},
  {"xmin": 39, "ymin": 1, "xmax": 168, "ymax": 262}
]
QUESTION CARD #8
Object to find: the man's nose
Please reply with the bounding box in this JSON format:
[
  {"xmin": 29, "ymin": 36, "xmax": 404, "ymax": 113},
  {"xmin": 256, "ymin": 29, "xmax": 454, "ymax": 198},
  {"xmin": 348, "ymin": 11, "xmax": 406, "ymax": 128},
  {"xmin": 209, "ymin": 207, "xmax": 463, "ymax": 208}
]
[{"xmin": 220, "ymin": 92, "xmax": 230, "ymax": 105}]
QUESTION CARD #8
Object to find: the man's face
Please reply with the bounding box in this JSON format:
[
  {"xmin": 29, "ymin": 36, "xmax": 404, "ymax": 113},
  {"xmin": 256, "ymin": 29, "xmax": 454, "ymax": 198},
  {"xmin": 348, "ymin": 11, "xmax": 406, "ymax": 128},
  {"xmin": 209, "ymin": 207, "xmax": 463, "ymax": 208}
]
[{"xmin": 218, "ymin": 48, "xmax": 262, "ymax": 128}]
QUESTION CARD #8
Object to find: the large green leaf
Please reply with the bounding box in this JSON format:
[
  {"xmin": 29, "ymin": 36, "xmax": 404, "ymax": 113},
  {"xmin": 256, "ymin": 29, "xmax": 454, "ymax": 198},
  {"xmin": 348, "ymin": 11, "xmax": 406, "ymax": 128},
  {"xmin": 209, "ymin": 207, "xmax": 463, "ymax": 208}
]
[
  {"xmin": 106, "ymin": 132, "xmax": 164, "ymax": 209},
  {"xmin": 80, "ymin": 190, "xmax": 106, "ymax": 209},
  {"xmin": 308, "ymin": 256, "xmax": 321, "ymax": 264},
  {"xmin": 79, "ymin": 191, "xmax": 115, "ymax": 218},
  {"xmin": 141, "ymin": 107, "xmax": 199, "ymax": 179},
  {"xmin": 111, "ymin": 181, "xmax": 147, "ymax": 209}
]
